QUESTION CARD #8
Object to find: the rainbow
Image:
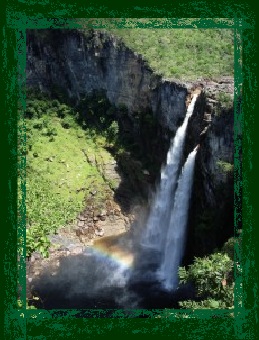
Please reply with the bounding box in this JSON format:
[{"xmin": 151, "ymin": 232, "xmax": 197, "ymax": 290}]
[{"xmin": 84, "ymin": 237, "xmax": 134, "ymax": 270}]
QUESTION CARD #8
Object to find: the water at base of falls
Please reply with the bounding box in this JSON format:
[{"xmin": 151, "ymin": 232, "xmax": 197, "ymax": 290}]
[{"xmin": 29, "ymin": 235, "xmax": 195, "ymax": 310}]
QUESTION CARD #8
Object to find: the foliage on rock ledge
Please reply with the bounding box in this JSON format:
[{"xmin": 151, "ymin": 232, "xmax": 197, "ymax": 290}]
[{"xmin": 178, "ymin": 232, "xmax": 241, "ymax": 310}]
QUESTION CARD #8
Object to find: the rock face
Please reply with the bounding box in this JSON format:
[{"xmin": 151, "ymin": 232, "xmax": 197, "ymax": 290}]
[
  {"xmin": 184, "ymin": 86, "xmax": 235, "ymax": 259},
  {"xmin": 26, "ymin": 29, "xmax": 235, "ymax": 259},
  {"xmin": 186, "ymin": 84, "xmax": 234, "ymax": 199},
  {"xmin": 26, "ymin": 29, "xmax": 187, "ymax": 133}
]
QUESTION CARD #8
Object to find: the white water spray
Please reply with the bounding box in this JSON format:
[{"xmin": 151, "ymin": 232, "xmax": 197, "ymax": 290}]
[
  {"xmin": 158, "ymin": 146, "xmax": 198, "ymax": 290},
  {"xmin": 141, "ymin": 94, "xmax": 198, "ymax": 250}
]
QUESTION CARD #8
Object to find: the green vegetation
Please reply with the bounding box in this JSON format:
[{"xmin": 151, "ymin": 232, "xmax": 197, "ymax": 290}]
[
  {"xmin": 24, "ymin": 90, "xmax": 155, "ymax": 258},
  {"xmin": 24, "ymin": 93, "xmax": 120, "ymax": 257},
  {"xmin": 178, "ymin": 233, "xmax": 241, "ymax": 310},
  {"xmin": 179, "ymin": 253, "xmax": 234, "ymax": 309},
  {"xmin": 105, "ymin": 28, "xmax": 234, "ymax": 81},
  {"xmin": 217, "ymin": 160, "xmax": 234, "ymax": 173},
  {"xmin": 18, "ymin": 297, "xmax": 38, "ymax": 310},
  {"xmin": 215, "ymin": 92, "xmax": 233, "ymax": 108},
  {"xmin": 214, "ymin": 92, "xmax": 233, "ymax": 116}
]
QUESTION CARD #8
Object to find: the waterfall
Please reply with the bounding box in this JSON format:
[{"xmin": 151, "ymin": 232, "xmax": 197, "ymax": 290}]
[
  {"xmin": 141, "ymin": 94, "xmax": 198, "ymax": 250},
  {"xmin": 158, "ymin": 146, "xmax": 198, "ymax": 290}
]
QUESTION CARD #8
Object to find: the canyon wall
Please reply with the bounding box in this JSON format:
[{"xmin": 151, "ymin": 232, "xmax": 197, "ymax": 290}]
[
  {"xmin": 184, "ymin": 83, "xmax": 234, "ymax": 259},
  {"xmin": 26, "ymin": 29, "xmax": 235, "ymax": 257},
  {"xmin": 26, "ymin": 29, "xmax": 187, "ymax": 133}
]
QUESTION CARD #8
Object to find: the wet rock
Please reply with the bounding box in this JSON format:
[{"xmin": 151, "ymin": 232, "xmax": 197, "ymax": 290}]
[
  {"xmin": 114, "ymin": 215, "xmax": 123, "ymax": 221},
  {"xmin": 78, "ymin": 220, "xmax": 85, "ymax": 227},
  {"xmin": 81, "ymin": 227, "xmax": 89, "ymax": 235},
  {"xmin": 99, "ymin": 209, "xmax": 106, "ymax": 216},
  {"xmin": 81, "ymin": 226, "xmax": 88, "ymax": 235},
  {"xmin": 106, "ymin": 200, "xmax": 113, "ymax": 208},
  {"xmin": 75, "ymin": 228, "xmax": 82, "ymax": 237},
  {"xmin": 96, "ymin": 225, "xmax": 103, "ymax": 231},
  {"xmin": 124, "ymin": 216, "xmax": 130, "ymax": 224},
  {"xmin": 58, "ymin": 246, "xmax": 69, "ymax": 251},
  {"xmin": 114, "ymin": 208, "xmax": 121, "ymax": 216},
  {"xmin": 78, "ymin": 215, "xmax": 87, "ymax": 221},
  {"xmin": 132, "ymin": 205, "xmax": 141, "ymax": 215},
  {"xmin": 70, "ymin": 246, "xmax": 84, "ymax": 255},
  {"xmin": 67, "ymin": 243, "xmax": 76, "ymax": 250},
  {"xmin": 48, "ymin": 246, "xmax": 58, "ymax": 253},
  {"xmin": 95, "ymin": 229, "xmax": 104, "ymax": 237},
  {"xmin": 31, "ymin": 252, "xmax": 42, "ymax": 261},
  {"xmin": 88, "ymin": 226, "xmax": 95, "ymax": 233}
]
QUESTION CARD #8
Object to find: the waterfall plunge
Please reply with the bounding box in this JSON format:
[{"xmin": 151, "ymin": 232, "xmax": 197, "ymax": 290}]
[
  {"xmin": 139, "ymin": 93, "xmax": 198, "ymax": 292},
  {"xmin": 141, "ymin": 94, "xmax": 198, "ymax": 251},
  {"xmin": 158, "ymin": 146, "xmax": 198, "ymax": 290}
]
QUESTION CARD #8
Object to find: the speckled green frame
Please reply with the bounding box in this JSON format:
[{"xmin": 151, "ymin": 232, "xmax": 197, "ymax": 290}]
[{"xmin": 2, "ymin": 0, "xmax": 257, "ymax": 338}]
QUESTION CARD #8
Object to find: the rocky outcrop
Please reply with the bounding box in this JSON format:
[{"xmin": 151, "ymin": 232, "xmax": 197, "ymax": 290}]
[{"xmin": 74, "ymin": 196, "xmax": 133, "ymax": 242}]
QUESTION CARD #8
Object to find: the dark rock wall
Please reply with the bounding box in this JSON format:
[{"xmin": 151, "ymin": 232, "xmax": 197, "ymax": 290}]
[
  {"xmin": 184, "ymin": 88, "xmax": 234, "ymax": 261},
  {"xmin": 26, "ymin": 29, "xmax": 187, "ymax": 133}
]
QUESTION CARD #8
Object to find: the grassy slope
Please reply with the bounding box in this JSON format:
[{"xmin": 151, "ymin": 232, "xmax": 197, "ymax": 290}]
[
  {"xmin": 106, "ymin": 28, "xmax": 234, "ymax": 81},
  {"xmin": 24, "ymin": 97, "xmax": 115, "ymax": 256}
]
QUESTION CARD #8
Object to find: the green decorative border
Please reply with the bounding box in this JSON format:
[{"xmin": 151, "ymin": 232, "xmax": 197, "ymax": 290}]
[{"xmin": 2, "ymin": 0, "xmax": 257, "ymax": 338}]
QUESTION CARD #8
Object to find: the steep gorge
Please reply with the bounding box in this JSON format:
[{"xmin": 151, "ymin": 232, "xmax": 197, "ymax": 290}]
[{"xmin": 26, "ymin": 28, "xmax": 235, "ymax": 273}]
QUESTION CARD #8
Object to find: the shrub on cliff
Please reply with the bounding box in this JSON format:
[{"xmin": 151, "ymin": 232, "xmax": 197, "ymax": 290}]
[
  {"xmin": 154, "ymin": 233, "xmax": 238, "ymax": 313},
  {"xmin": 178, "ymin": 231, "xmax": 242, "ymax": 310},
  {"xmin": 179, "ymin": 252, "xmax": 234, "ymax": 309}
]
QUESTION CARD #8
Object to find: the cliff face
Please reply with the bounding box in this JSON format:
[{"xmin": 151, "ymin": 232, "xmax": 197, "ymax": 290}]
[
  {"xmin": 184, "ymin": 84, "xmax": 234, "ymax": 259},
  {"xmin": 26, "ymin": 29, "xmax": 187, "ymax": 133},
  {"xmin": 186, "ymin": 81, "xmax": 234, "ymax": 202},
  {"xmin": 26, "ymin": 29, "xmax": 235, "ymax": 257}
]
